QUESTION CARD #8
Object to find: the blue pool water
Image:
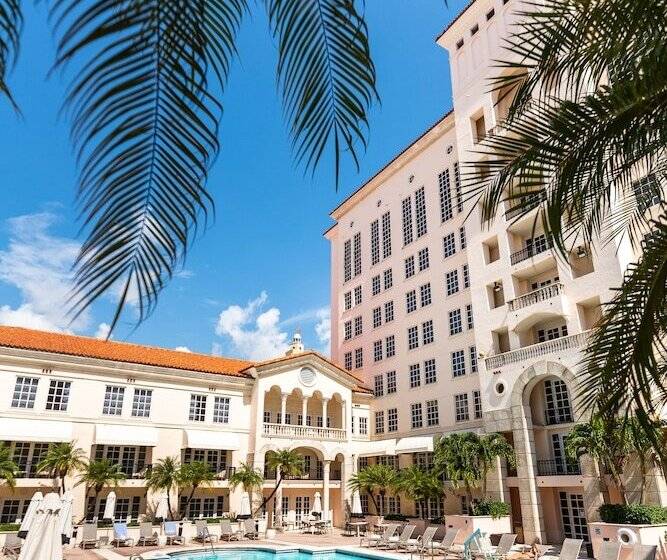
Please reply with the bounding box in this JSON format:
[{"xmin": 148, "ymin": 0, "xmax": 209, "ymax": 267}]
[{"xmin": 169, "ymin": 549, "xmax": 378, "ymax": 560}]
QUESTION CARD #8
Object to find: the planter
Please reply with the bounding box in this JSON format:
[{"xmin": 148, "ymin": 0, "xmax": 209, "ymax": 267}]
[
  {"xmin": 444, "ymin": 515, "xmax": 512, "ymax": 544},
  {"xmin": 590, "ymin": 522, "xmax": 667, "ymax": 560},
  {"xmin": 265, "ymin": 528, "xmax": 277, "ymax": 539}
]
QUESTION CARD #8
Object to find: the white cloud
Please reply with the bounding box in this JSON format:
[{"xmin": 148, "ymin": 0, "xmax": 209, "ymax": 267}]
[
  {"xmin": 0, "ymin": 212, "xmax": 89, "ymax": 332},
  {"xmin": 314, "ymin": 308, "xmax": 331, "ymax": 354},
  {"xmin": 95, "ymin": 323, "xmax": 111, "ymax": 340},
  {"xmin": 174, "ymin": 346, "xmax": 192, "ymax": 353}
]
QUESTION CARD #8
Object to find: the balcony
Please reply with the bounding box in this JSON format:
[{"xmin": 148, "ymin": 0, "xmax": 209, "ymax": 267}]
[
  {"xmin": 263, "ymin": 422, "xmax": 346, "ymax": 442},
  {"xmin": 510, "ymin": 237, "xmax": 553, "ymax": 265},
  {"xmin": 15, "ymin": 466, "xmax": 52, "ymax": 479},
  {"xmin": 484, "ymin": 330, "xmax": 591, "ymax": 369},
  {"xmin": 264, "ymin": 468, "xmax": 342, "ymax": 481},
  {"xmin": 537, "ymin": 459, "xmax": 581, "ymax": 476},
  {"xmin": 507, "ymin": 283, "xmax": 563, "ymax": 312}
]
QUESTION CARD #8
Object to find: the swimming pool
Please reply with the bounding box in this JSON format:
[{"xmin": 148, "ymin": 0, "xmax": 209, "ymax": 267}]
[{"xmin": 167, "ymin": 548, "xmax": 383, "ymax": 560}]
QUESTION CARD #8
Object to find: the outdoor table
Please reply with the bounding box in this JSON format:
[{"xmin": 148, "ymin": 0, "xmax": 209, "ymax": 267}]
[{"xmin": 348, "ymin": 521, "xmax": 367, "ymax": 537}]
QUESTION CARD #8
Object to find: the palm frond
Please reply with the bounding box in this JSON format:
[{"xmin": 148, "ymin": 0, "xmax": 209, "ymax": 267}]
[
  {"xmin": 51, "ymin": 0, "xmax": 246, "ymax": 336},
  {"xmin": 0, "ymin": 0, "xmax": 21, "ymax": 109},
  {"xmin": 267, "ymin": 0, "xmax": 378, "ymax": 187}
]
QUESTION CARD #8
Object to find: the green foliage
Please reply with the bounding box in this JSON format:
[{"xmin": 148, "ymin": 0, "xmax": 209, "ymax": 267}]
[
  {"xmin": 76, "ymin": 459, "xmax": 126, "ymax": 493},
  {"xmin": 228, "ymin": 462, "xmax": 264, "ymax": 495},
  {"xmin": 36, "ymin": 442, "xmax": 87, "ymax": 493},
  {"xmin": 347, "ymin": 464, "xmax": 399, "ymax": 516},
  {"xmin": 384, "ymin": 513, "xmax": 409, "ymax": 522},
  {"xmin": 471, "ymin": 500, "xmax": 511, "ymax": 519},
  {"xmin": 0, "ymin": 444, "xmax": 19, "ymax": 489},
  {"xmin": 257, "ymin": 449, "xmax": 306, "ymax": 517},
  {"xmin": 395, "ymin": 466, "xmax": 443, "ymax": 519},
  {"xmin": 146, "ymin": 456, "xmax": 181, "ymax": 520},
  {"xmin": 599, "ymin": 504, "xmax": 667, "ymax": 525},
  {"xmin": 0, "ymin": 523, "xmax": 20, "ymax": 532}
]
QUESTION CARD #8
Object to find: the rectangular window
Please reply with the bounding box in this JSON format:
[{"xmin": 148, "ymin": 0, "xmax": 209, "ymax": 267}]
[
  {"xmin": 353, "ymin": 232, "xmax": 362, "ymax": 277},
  {"xmin": 443, "ymin": 233, "xmax": 456, "ymax": 258},
  {"xmin": 385, "ymin": 335, "xmax": 395, "ymax": 358},
  {"xmin": 344, "ymin": 320, "xmax": 352, "ymax": 340},
  {"xmin": 103, "ymin": 385, "xmax": 125, "ymax": 416},
  {"xmin": 374, "ymin": 375, "xmax": 384, "ymax": 397},
  {"xmin": 213, "ymin": 396, "xmax": 230, "ymax": 424},
  {"xmin": 372, "ymin": 307, "xmax": 382, "ymax": 328},
  {"xmin": 407, "ymin": 326, "xmax": 419, "ymax": 350},
  {"xmin": 354, "ymin": 285, "xmax": 362, "ymax": 305},
  {"xmin": 418, "ymin": 247, "xmax": 430, "ymax": 271},
  {"xmin": 439, "ymin": 169, "xmax": 453, "ymax": 222},
  {"xmin": 406, "ymin": 290, "xmax": 417, "ymax": 313},
  {"xmin": 449, "ymin": 309, "xmax": 463, "ymax": 335},
  {"xmin": 415, "ymin": 186, "xmax": 427, "ymax": 238},
  {"xmin": 404, "ymin": 255, "xmax": 415, "ymax": 278},
  {"xmin": 420, "ymin": 283, "xmax": 432, "ymax": 307},
  {"xmin": 426, "ymin": 400, "xmax": 439, "ymax": 426},
  {"xmin": 455, "ymin": 393, "xmax": 470, "ymax": 422},
  {"xmin": 460, "ymin": 226, "xmax": 467, "ymax": 249},
  {"xmin": 131, "ymin": 388, "xmax": 152, "ymax": 418},
  {"xmin": 354, "ymin": 316, "xmax": 363, "ymax": 337},
  {"xmin": 359, "ymin": 416, "xmax": 368, "ymax": 435},
  {"xmin": 354, "ymin": 348, "xmax": 363, "ymax": 369},
  {"xmin": 372, "ymin": 275, "xmax": 381, "ymax": 296},
  {"xmin": 381, "ymin": 212, "xmax": 392, "ymax": 258},
  {"xmin": 370, "ymin": 219, "xmax": 380, "ymax": 266},
  {"xmin": 344, "ymin": 352, "xmax": 352, "ymax": 371},
  {"xmin": 375, "ymin": 411, "xmax": 385, "ymax": 434},
  {"xmin": 411, "ymin": 403, "xmax": 423, "ymax": 429},
  {"xmin": 384, "ymin": 301, "xmax": 394, "ymax": 323},
  {"xmin": 424, "ymin": 358, "xmax": 437, "ymax": 384},
  {"xmin": 422, "ymin": 320, "xmax": 434, "ymax": 345},
  {"xmin": 383, "ymin": 268, "xmax": 393, "ymax": 289},
  {"xmin": 0, "ymin": 500, "xmax": 21, "ymax": 524},
  {"xmin": 470, "ymin": 346, "xmax": 478, "ymax": 373},
  {"xmin": 386, "ymin": 371, "xmax": 397, "ymax": 394},
  {"xmin": 373, "ymin": 340, "xmax": 383, "ymax": 362},
  {"xmin": 11, "ymin": 376, "xmax": 39, "ymax": 409},
  {"xmin": 402, "ymin": 197, "xmax": 414, "ymax": 245},
  {"xmin": 462, "ymin": 264, "xmax": 470, "ymax": 288},
  {"xmin": 409, "ymin": 363, "xmax": 421, "ymax": 388},
  {"xmin": 189, "ymin": 394, "xmax": 207, "ymax": 422},
  {"xmin": 466, "ymin": 304, "xmax": 474, "ymax": 329},
  {"xmin": 454, "ymin": 162, "xmax": 463, "ymax": 212},
  {"xmin": 344, "ymin": 291, "xmax": 352, "ymax": 311},
  {"xmin": 473, "ymin": 390, "xmax": 483, "ymax": 419},
  {"xmin": 343, "ymin": 239, "xmax": 352, "ymax": 282},
  {"xmin": 446, "ymin": 270, "xmax": 459, "ymax": 296},
  {"xmin": 46, "ymin": 380, "xmax": 71, "ymax": 412},
  {"xmin": 452, "ymin": 350, "xmax": 466, "ymax": 377},
  {"xmin": 388, "ymin": 408, "xmax": 399, "ymax": 432}
]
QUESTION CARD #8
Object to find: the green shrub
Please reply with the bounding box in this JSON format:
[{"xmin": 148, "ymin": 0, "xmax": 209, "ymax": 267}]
[
  {"xmin": 384, "ymin": 513, "xmax": 409, "ymax": 521},
  {"xmin": 471, "ymin": 500, "xmax": 511, "ymax": 519},
  {"xmin": 0, "ymin": 523, "xmax": 20, "ymax": 532},
  {"xmin": 599, "ymin": 504, "xmax": 667, "ymax": 525}
]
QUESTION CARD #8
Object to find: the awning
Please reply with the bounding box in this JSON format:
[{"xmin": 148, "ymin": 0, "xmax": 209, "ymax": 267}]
[
  {"xmin": 95, "ymin": 424, "xmax": 159, "ymax": 446},
  {"xmin": 0, "ymin": 418, "xmax": 73, "ymax": 442},
  {"xmin": 395, "ymin": 435, "xmax": 434, "ymax": 454},
  {"xmin": 354, "ymin": 438, "xmax": 396, "ymax": 457},
  {"xmin": 183, "ymin": 429, "xmax": 240, "ymax": 451}
]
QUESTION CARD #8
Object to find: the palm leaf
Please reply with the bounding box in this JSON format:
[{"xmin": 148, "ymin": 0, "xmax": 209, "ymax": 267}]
[
  {"xmin": 51, "ymin": 0, "xmax": 246, "ymax": 336},
  {"xmin": 0, "ymin": 0, "xmax": 21, "ymax": 109},
  {"xmin": 267, "ymin": 0, "xmax": 378, "ymax": 187}
]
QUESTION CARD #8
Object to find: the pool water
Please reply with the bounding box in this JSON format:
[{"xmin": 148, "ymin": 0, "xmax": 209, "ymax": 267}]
[{"xmin": 169, "ymin": 549, "xmax": 374, "ymax": 560}]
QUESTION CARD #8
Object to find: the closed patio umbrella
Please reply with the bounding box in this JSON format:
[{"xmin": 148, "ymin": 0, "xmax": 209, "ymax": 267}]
[
  {"xmin": 18, "ymin": 492, "xmax": 65, "ymax": 560},
  {"xmin": 18, "ymin": 492, "xmax": 43, "ymax": 538},
  {"xmin": 155, "ymin": 493, "xmax": 169, "ymax": 521},
  {"xmin": 312, "ymin": 492, "xmax": 322, "ymax": 516},
  {"xmin": 351, "ymin": 491, "xmax": 363, "ymax": 516},
  {"xmin": 102, "ymin": 491, "xmax": 116, "ymax": 522},
  {"xmin": 238, "ymin": 492, "xmax": 251, "ymax": 518},
  {"xmin": 57, "ymin": 492, "xmax": 73, "ymax": 545}
]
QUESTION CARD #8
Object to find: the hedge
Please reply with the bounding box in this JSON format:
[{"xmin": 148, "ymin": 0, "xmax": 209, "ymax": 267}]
[
  {"xmin": 0, "ymin": 523, "xmax": 20, "ymax": 532},
  {"xmin": 471, "ymin": 500, "xmax": 511, "ymax": 519},
  {"xmin": 599, "ymin": 504, "xmax": 667, "ymax": 525}
]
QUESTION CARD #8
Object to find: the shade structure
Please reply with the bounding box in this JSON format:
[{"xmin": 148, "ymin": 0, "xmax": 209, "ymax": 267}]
[
  {"xmin": 57, "ymin": 493, "xmax": 73, "ymax": 545},
  {"xmin": 351, "ymin": 491, "xmax": 362, "ymax": 515},
  {"xmin": 239, "ymin": 492, "xmax": 251, "ymax": 517},
  {"xmin": 18, "ymin": 492, "xmax": 43, "ymax": 538},
  {"xmin": 18, "ymin": 492, "xmax": 65, "ymax": 560},
  {"xmin": 312, "ymin": 492, "xmax": 322, "ymax": 515},
  {"xmin": 155, "ymin": 493, "xmax": 169, "ymax": 520},
  {"xmin": 102, "ymin": 491, "xmax": 116, "ymax": 522}
]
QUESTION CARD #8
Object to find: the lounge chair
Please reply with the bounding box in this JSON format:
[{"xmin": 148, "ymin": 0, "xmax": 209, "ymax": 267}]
[
  {"xmin": 488, "ymin": 533, "xmax": 517, "ymax": 560},
  {"xmin": 558, "ymin": 538, "xmax": 583, "ymax": 560},
  {"xmin": 111, "ymin": 522, "xmax": 134, "ymax": 547},
  {"xmin": 163, "ymin": 521, "xmax": 184, "ymax": 545},
  {"xmin": 136, "ymin": 522, "xmax": 158, "ymax": 546},
  {"xmin": 633, "ymin": 544, "xmax": 657, "ymax": 560},
  {"xmin": 284, "ymin": 510, "xmax": 297, "ymax": 532},
  {"xmin": 360, "ymin": 522, "xmax": 398, "ymax": 548},
  {"xmin": 384, "ymin": 524, "xmax": 416, "ymax": 550},
  {"xmin": 430, "ymin": 527, "xmax": 460, "ymax": 557},
  {"xmin": 80, "ymin": 522, "xmax": 101, "ymax": 549},
  {"xmin": 243, "ymin": 517, "xmax": 259, "ymax": 540},
  {"xmin": 403, "ymin": 525, "xmax": 438, "ymax": 553},
  {"xmin": 598, "ymin": 541, "xmax": 622, "ymax": 560},
  {"xmin": 220, "ymin": 518, "xmax": 241, "ymax": 541},
  {"xmin": 194, "ymin": 519, "xmax": 219, "ymax": 543},
  {"xmin": 2, "ymin": 534, "xmax": 22, "ymax": 559}
]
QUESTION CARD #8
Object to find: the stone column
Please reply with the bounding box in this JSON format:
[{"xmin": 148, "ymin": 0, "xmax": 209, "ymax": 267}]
[
  {"xmin": 322, "ymin": 398, "xmax": 329, "ymax": 428},
  {"xmin": 302, "ymin": 396, "xmax": 309, "ymax": 426},
  {"xmin": 323, "ymin": 460, "xmax": 331, "ymax": 521},
  {"xmin": 280, "ymin": 393, "xmax": 288, "ymax": 424},
  {"xmin": 341, "ymin": 400, "xmax": 347, "ymax": 431}
]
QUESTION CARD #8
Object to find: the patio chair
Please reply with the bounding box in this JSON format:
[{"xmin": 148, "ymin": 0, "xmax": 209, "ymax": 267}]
[
  {"xmin": 360, "ymin": 523, "xmax": 399, "ymax": 548},
  {"xmin": 163, "ymin": 521, "xmax": 184, "ymax": 545},
  {"xmin": 111, "ymin": 522, "xmax": 135, "ymax": 547},
  {"xmin": 558, "ymin": 538, "xmax": 583, "ymax": 560},
  {"xmin": 383, "ymin": 523, "xmax": 416, "ymax": 550},
  {"xmin": 2, "ymin": 534, "xmax": 22, "ymax": 559},
  {"xmin": 403, "ymin": 525, "xmax": 438, "ymax": 553},
  {"xmin": 243, "ymin": 517, "xmax": 259, "ymax": 540},
  {"xmin": 487, "ymin": 533, "xmax": 517, "ymax": 560},
  {"xmin": 597, "ymin": 541, "xmax": 622, "ymax": 560},
  {"xmin": 632, "ymin": 544, "xmax": 658, "ymax": 560},
  {"xmin": 194, "ymin": 519, "xmax": 219, "ymax": 543},
  {"xmin": 430, "ymin": 527, "xmax": 460, "ymax": 557},
  {"xmin": 80, "ymin": 522, "xmax": 101, "ymax": 549},
  {"xmin": 136, "ymin": 522, "xmax": 159, "ymax": 546},
  {"xmin": 220, "ymin": 518, "xmax": 241, "ymax": 541}
]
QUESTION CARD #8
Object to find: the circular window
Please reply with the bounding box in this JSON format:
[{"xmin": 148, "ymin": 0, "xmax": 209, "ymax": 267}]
[
  {"xmin": 299, "ymin": 367, "xmax": 316, "ymax": 386},
  {"xmin": 495, "ymin": 381, "xmax": 506, "ymax": 395}
]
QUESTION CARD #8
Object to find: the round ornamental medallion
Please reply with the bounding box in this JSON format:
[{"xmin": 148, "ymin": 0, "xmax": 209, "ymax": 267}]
[{"xmin": 299, "ymin": 367, "xmax": 316, "ymax": 387}]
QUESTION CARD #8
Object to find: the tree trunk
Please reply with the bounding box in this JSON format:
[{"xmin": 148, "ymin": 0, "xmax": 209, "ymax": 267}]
[
  {"xmin": 367, "ymin": 491, "xmax": 379, "ymax": 514},
  {"xmin": 465, "ymin": 482, "xmax": 474, "ymax": 511},
  {"xmin": 60, "ymin": 471, "xmax": 66, "ymax": 495},
  {"xmin": 166, "ymin": 490, "xmax": 174, "ymax": 521},
  {"xmin": 255, "ymin": 476, "xmax": 282, "ymax": 517}
]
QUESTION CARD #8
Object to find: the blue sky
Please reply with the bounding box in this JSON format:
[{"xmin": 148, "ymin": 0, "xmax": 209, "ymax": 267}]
[{"xmin": 0, "ymin": 0, "xmax": 468, "ymax": 359}]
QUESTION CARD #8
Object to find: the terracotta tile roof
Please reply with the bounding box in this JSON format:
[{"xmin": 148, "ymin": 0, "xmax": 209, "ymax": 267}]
[{"xmin": 0, "ymin": 326, "xmax": 253, "ymax": 377}]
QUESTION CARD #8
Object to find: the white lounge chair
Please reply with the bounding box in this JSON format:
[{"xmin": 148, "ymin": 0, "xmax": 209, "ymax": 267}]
[
  {"xmin": 360, "ymin": 522, "xmax": 398, "ymax": 548},
  {"xmin": 403, "ymin": 525, "xmax": 438, "ymax": 553},
  {"xmin": 384, "ymin": 524, "xmax": 416, "ymax": 550},
  {"xmin": 243, "ymin": 517, "xmax": 259, "ymax": 539},
  {"xmin": 220, "ymin": 518, "xmax": 241, "ymax": 541},
  {"xmin": 430, "ymin": 527, "xmax": 460, "ymax": 557},
  {"xmin": 558, "ymin": 538, "xmax": 583, "ymax": 560},
  {"xmin": 111, "ymin": 522, "xmax": 134, "ymax": 547},
  {"xmin": 80, "ymin": 522, "xmax": 100, "ymax": 549},
  {"xmin": 163, "ymin": 521, "xmax": 184, "ymax": 545},
  {"xmin": 194, "ymin": 519, "xmax": 219, "ymax": 543},
  {"xmin": 137, "ymin": 522, "xmax": 158, "ymax": 546},
  {"xmin": 2, "ymin": 534, "xmax": 22, "ymax": 559}
]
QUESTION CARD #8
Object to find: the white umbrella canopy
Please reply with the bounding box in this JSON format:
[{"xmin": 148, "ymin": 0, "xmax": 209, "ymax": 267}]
[
  {"xmin": 58, "ymin": 492, "xmax": 73, "ymax": 545},
  {"xmin": 312, "ymin": 492, "xmax": 322, "ymax": 515},
  {"xmin": 102, "ymin": 491, "xmax": 116, "ymax": 522},
  {"xmin": 239, "ymin": 492, "xmax": 251, "ymax": 517},
  {"xmin": 155, "ymin": 493, "xmax": 169, "ymax": 520},
  {"xmin": 18, "ymin": 492, "xmax": 43, "ymax": 538},
  {"xmin": 351, "ymin": 491, "xmax": 362, "ymax": 515},
  {"xmin": 19, "ymin": 492, "xmax": 65, "ymax": 560}
]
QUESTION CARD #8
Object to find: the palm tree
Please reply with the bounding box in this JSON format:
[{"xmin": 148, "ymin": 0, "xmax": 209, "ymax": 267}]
[
  {"xmin": 477, "ymin": 434, "xmax": 516, "ymax": 497},
  {"xmin": 347, "ymin": 464, "xmax": 398, "ymax": 516},
  {"xmin": 0, "ymin": 445, "xmax": 19, "ymax": 489},
  {"xmin": 76, "ymin": 459, "xmax": 126, "ymax": 520},
  {"xmin": 434, "ymin": 433, "xmax": 480, "ymax": 505},
  {"xmin": 36, "ymin": 442, "xmax": 86, "ymax": 495},
  {"xmin": 395, "ymin": 466, "xmax": 442, "ymax": 519},
  {"xmin": 255, "ymin": 449, "xmax": 304, "ymax": 517},
  {"xmin": 625, "ymin": 417, "xmax": 664, "ymax": 504},
  {"xmin": 0, "ymin": 0, "xmax": 380, "ymax": 335},
  {"xmin": 146, "ymin": 456, "xmax": 181, "ymax": 521},
  {"xmin": 229, "ymin": 462, "xmax": 264, "ymax": 516},
  {"xmin": 178, "ymin": 461, "xmax": 216, "ymax": 518},
  {"xmin": 467, "ymin": 0, "xmax": 667, "ymax": 457}
]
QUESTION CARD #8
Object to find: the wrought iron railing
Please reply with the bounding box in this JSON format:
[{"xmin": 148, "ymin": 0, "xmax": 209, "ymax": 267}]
[
  {"xmin": 537, "ymin": 459, "xmax": 581, "ymax": 476},
  {"xmin": 510, "ymin": 237, "xmax": 553, "ymax": 265}
]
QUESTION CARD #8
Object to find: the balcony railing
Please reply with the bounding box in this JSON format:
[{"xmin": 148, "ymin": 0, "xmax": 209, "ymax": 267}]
[
  {"xmin": 264, "ymin": 468, "xmax": 342, "ymax": 481},
  {"xmin": 485, "ymin": 330, "xmax": 591, "ymax": 369},
  {"xmin": 510, "ymin": 237, "xmax": 553, "ymax": 265},
  {"xmin": 507, "ymin": 283, "xmax": 563, "ymax": 312},
  {"xmin": 537, "ymin": 459, "xmax": 581, "ymax": 476},
  {"xmin": 15, "ymin": 466, "xmax": 53, "ymax": 479},
  {"xmin": 263, "ymin": 422, "xmax": 346, "ymax": 442},
  {"xmin": 504, "ymin": 192, "xmax": 547, "ymax": 221}
]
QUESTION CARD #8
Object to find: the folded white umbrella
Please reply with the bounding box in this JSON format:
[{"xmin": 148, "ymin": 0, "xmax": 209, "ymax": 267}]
[
  {"xmin": 312, "ymin": 492, "xmax": 322, "ymax": 515},
  {"xmin": 155, "ymin": 493, "xmax": 169, "ymax": 520},
  {"xmin": 351, "ymin": 491, "xmax": 362, "ymax": 515},
  {"xmin": 19, "ymin": 492, "xmax": 64, "ymax": 560},
  {"xmin": 102, "ymin": 491, "xmax": 116, "ymax": 522},
  {"xmin": 18, "ymin": 492, "xmax": 43, "ymax": 538},
  {"xmin": 57, "ymin": 492, "xmax": 73, "ymax": 545},
  {"xmin": 239, "ymin": 492, "xmax": 251, "ymax": 517}
]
